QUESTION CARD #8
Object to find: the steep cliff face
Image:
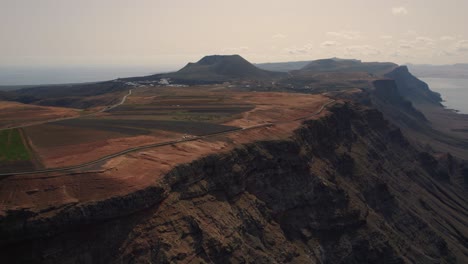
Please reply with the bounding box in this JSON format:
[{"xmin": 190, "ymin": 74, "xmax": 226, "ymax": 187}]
[
  {"xmin": 372, "ymin": 80, "xmax": 427, "ymax": 120},
  {"xmin": 370, "ymin": 79, "xmax": 429, "ymax": 131},
  {"xmin": 384, "ymin": 66, "xmax": 442, "ymax": 106},
  {"xmin": 1, "ymin": 104, "xmax": 467, "ymax": 263},
  {"xmin": 373, "ymin": 68, "xmax": 468, "ymax": 163}
]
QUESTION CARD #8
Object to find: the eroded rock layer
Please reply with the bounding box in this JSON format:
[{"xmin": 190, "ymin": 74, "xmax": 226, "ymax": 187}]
[{"xmin": 1, "ymin": 104, "xmax": 467, "ymax": 263}]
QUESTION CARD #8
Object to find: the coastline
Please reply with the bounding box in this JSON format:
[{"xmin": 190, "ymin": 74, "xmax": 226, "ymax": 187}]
[{"xmin": 420, "ymin": 77, "xmax": 468, "ymax": 115}]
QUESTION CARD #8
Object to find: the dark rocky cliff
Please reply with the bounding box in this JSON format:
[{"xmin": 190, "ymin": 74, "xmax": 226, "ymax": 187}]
[
  {"xmin": 372, "ymin": 79, "xmax": 426, "ymax": 120},
  {"xmin": 1, "ymin": 104, "xmax": 467, "ymax": 263},
  {"xmin": 384, "ymin": 66, "xmax": 442, "ymax": 106},
  {"xmin": 370, "ymin": 79, "xmax": 429, "ymax": 130}
]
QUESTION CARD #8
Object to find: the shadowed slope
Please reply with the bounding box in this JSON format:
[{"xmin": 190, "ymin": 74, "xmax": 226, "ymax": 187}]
[
  {"xmin": 300, "ymin": 59, "xmax": 398, "ymax": 76},
  {"xmin": 385, "ymin": 66, "xmax": 443, "ymax": 105}
]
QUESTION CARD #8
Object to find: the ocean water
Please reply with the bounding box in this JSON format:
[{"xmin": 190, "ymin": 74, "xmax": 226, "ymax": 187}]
[
  {"xmin": 420, "ymin": 78, "xmax": 468, "ymax": 114},
  {"xmin": 0, "ymin": 65, "xmax": 177, "ymax": 86}
]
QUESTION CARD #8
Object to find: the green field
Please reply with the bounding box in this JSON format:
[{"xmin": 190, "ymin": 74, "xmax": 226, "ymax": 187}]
[{"xmin": 0, "ymin": 129, "xmax": 30, "ymax": 161}]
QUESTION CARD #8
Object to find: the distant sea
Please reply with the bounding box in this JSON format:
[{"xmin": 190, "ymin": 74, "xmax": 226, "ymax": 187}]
[
  {"xmin": 420, "ymin": 77, "xmax": 468, "ymax": 114},
  {"xmin": 0, "ymin": 66, "xmax": 177, "ymax": 87}
]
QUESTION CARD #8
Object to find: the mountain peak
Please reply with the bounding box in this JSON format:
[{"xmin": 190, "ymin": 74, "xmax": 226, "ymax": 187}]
[
  {"xmin": 173, "ymin": 55, "xmax": 285, "ymax": 82},
  {"xmin": 197, "ymin": 54, "xmax": 244, "ymax": 65}
]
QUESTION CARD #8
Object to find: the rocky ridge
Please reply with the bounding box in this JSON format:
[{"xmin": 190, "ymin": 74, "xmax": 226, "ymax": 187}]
[{"xmin": 1, "ymin": 103, "xmax": 467, "ymax": 263}]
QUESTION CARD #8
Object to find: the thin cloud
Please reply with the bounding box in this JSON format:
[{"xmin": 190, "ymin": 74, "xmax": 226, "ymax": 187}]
[
  {"xmin": 285, "ymin": 43, "xmax": 314, "ymax": 55},
  {"xmin": 440, "ymin": 36, "xmax": 455, "ymax": 41},
  {"xmin": 415, "ymin": 37, "xmax": 435, "ymax": 46},
  {"xmin": 320, "ymin": 41, "xmax": 340, "ymax": 48},
  {"xmin": 326, "ymin": 31, "xmax": 361, "ymax": 40},
  {"xmin": 405, "ymin": 30, "xmax": 418, "ymax": 36},
  {"xmin": 304, "ymin": 43, "xmax": 314, "ymax": 50},
  {"xmin": 456, "ymin": 40, "xmax": 468, "ymax": 52},
  {"xmin": 380, "ymin": 35, "xmax": 393, "ymax": 40},
  {"xmin": 222, "ymin": 46, "xmax": 249, "ymax": 53},
  {"xmin": 392, "ymin": 7, "xmax": 408, "ymax": 15},
  {"xmin": 433, "ymin": 40, "xmax": 468, "ymax": 56},
  {"xmin": 436, "ymin": 50, "xmax": 455, "ymax": 56},
  {"xmin": 345, "ymin": 45, "xmax": 380, "ymax": 56},
  {"xmin": 285, "ymin": 47, "xmax": 308, "ymax": 55},
  {"xmin": 399, "ymin": 42, "xmax": 413, "ymax": 49},
  {"xmin": 390, "ymin": 50, "xmax": 414, "ymax": 58},
  {"xmin": 272, "ymin": 33, "xmax": 286, "ymax": 39},
  {"xmin": 397, "ymin": 37, "xmax": 434, "ymax": 51}
]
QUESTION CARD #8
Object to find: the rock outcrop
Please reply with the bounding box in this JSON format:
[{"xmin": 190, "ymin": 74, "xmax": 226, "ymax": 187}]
[
  {"xmin": 1, "ymin": 104, "xmax": 467, "ymax": 263},
  {"xmin": 370, "ymin": 79, "xmax": 429, "ymax": 130},
  {"xmin": 384, "ymin": 66, "xmax": 443, "ymax": 106}
]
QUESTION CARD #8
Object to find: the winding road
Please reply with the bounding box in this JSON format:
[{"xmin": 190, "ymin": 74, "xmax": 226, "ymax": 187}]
[
  {"xmin": 0, "ymin": 98, "xmax": 336, "ymax": 177},
  {"xmin": 100, "ymin": 89, "xmax": 132, "ymax": 112},
  {"xmin": 0, "ymin": 89, "xmax": 133, "ymax": 132}
]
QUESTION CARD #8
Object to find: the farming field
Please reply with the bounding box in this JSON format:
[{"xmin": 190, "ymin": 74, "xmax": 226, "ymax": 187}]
[
  {"xmin": 0, "ymin": 128, "xmax": 35, "ymax": 173},
  {"xmin": 54, "ymin": 119, "xmax": 238, "ymax": 136},
  {"xmin": 106, "ymin": 86, "xmax": 254, "ymax": 123},
  {"xmin": 0, "ymin": 129, "xmax": 30, "ymax": 161},
  {"xmin": 9, "ymin": 84, "xmax": 329, "ymax": 170},
  {"xmin": 0, "ymin": 101, "xmax": 80, "ymax": 129},
  {"xmin": 20, "ymin": 85, "xmax": 252, "ymax": 168}
]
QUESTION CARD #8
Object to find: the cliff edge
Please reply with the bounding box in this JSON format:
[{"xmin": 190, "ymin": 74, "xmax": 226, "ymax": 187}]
[{"xmin": 1, "ymin": 104, "xmax": 466, "ymax": 263}]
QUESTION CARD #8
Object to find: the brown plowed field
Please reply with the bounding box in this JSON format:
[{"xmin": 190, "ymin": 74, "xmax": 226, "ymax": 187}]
[
  {"xmin": 0, "ymin": 101, "xmax": 80, "ymax": 129},
  {"xmin": 0, "ymin": 92, "xmax": 332, "ymax": 214},
  {"xmin": 10, "ymin": 85, "xmax": 329, "ymax": 170}
]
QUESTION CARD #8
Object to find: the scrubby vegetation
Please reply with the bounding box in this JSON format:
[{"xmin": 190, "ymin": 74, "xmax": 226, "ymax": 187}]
[{"xmin": 0, "ymin": 129, "xmax": 30, "ymax": 161}]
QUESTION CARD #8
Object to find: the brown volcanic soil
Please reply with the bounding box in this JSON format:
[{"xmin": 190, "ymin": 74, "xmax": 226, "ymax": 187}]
[
  {"xmin": 0, "ymin": 101, "xmax": 80, "ymax": 129},
  {"xmin": 225, "ymin": 92, "xmax": 329, "ymax": 127},
  {"xmin": 1, "ymin": 102, "xmax": 466, "ymax": 263},
  {"xmin": 21, "ymin": 87, "xmax": 328, "ymax": 169},
  {"xmin": 0, "ymin": 93, "xmax": 331, "ymax": 213},
  {"xmin": 95, "ymin": 91, "xmax": 330, "ymax": 178},
  {"xmin": 89, "ymin": 94, "xmax": 331, "ymax": 198},
  {"xmin": 99, "ymin": 119, "xmax": 324, "ymax": 186},
  {"xmin": 32, "ymin": 132, "xmax": 183, "ymax": 168},
  {"xmin": 117, "ymin": 86, "xmax": 255, "ymax": 123}
]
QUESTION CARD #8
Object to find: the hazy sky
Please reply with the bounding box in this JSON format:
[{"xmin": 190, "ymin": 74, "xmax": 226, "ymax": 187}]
[{"xmin": 1, "ymin": 0, "xmax": 468, "ymax": 68}]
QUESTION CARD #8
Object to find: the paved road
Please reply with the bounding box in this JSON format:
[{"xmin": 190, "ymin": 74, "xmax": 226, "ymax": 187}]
[
  {"xmin": 0, "ymin": 89, "xmax": 133, "ymax": 131},
  {"xmin": 100, "ymin": 89, "xmax": 132, "ymax": 112},
  {"xmin": 0, "ymin": 99, "xmax": 336, "ymax": 177}
]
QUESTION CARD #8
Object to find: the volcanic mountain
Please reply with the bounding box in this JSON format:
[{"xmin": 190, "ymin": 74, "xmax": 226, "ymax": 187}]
[
  {"xmin": 125, "ymin": 55, "xmax": 286, "ymax": 84},
  {"xmin": 177, "ymin": 55, "xmax": 281, "ymax": 78},
  {"xmin": 1, "ymin": 55, "xmax": 468, "ymax": 263}
]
